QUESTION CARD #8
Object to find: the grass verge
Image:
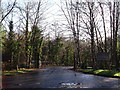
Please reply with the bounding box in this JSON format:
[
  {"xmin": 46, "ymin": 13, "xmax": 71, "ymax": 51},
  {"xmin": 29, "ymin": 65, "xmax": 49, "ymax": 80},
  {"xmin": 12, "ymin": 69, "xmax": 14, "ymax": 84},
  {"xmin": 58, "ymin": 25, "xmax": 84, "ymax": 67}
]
[
  {"xmin": 77, "ymin": 69, "xmax": 120, "ymax": 78},
  {"xmin": 2, "ymin": 68, "xmax": 38, "ymax": 76}
]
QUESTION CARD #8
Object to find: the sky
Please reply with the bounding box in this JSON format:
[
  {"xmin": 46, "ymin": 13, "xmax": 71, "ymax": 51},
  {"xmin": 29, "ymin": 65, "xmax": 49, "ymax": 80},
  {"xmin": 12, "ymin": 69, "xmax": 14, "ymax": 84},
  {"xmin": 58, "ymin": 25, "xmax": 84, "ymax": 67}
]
[
  {"xmin": 1, "ymin": 0, "xmax": 66, "ymax": 38},
  {"xmin": 1, "ymin": 0, "xmax": 119, "ymax": 40},
  {"xmin": 1, "ymin": 0, "xmax": 73, "ymax": 40}
]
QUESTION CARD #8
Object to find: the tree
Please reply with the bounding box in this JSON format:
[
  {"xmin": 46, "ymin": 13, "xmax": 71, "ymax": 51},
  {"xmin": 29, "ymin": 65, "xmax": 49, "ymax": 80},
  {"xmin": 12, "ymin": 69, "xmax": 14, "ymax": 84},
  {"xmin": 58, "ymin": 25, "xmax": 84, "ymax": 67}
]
[
  {"xmin": 60, "ymin": 0, "xmax": 81, "ymax": 70},
  {"xmin": 47, "ymin": 37, "xmax": 63, "ymax": 65},
  {"xmin": 3, "ymin": 21, "xmax": 16, "ymax": 70},
  {"xmin": 88, "ymin": 2, "xmax": 96, "ymax": 68},
  {"xmin": 99, "ymin": 2, "xmax": 107, "ymax": 52},
  {"xmin": 0, "ymin": 0, "xmax": 17, "ymax": 23},
  {"xmin": 31, "ymin": 25, "xmax": 43, "ymax": 68},
  {"xmin": 15, "ymin": 0, "xmax": 47, "ymax": 68},
  {"xmin": 112, "ymin": 2, "xmax": 120, "ymax": 69},
  {"xmin": 64, "ymin": 44, "xmax": 74, "ymax": 66}
]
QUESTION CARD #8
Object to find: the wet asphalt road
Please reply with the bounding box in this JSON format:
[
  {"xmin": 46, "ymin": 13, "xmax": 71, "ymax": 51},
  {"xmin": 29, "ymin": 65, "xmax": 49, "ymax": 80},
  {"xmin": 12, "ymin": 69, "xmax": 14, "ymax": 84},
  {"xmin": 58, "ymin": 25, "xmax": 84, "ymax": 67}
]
[{"xmin": 2, "ymin": 66, "xmax": 120, "ymax": 88}]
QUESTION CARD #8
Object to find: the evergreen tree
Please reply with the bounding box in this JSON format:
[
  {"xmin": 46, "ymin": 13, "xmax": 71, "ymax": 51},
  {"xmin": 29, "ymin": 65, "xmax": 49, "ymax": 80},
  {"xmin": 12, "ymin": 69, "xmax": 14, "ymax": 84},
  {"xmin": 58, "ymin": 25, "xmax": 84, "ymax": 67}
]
[{"xmin": 31, "ymin": 25, "xmax": 43, "ymax": 68}]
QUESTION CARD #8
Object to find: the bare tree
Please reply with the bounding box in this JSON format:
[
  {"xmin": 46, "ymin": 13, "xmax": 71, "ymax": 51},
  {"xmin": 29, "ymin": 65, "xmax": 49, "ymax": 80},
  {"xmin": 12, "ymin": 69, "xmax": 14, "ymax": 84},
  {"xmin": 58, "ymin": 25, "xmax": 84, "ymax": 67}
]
[
  {"xmin": 99, "ymin": 2, "xmax": 107, "ymax": 52},
  {"xmin": 14, "ymin": 0, "xmax": 48, "ymax": 68},
  {"xmin": 87, "ymin": 2, "xmax": 96, "ymax": 68},
  {"xmin": 113, "ymin": 2, "xmax": 120, "ymax": 69},
  {"xmin": 107, "ymin": 1, "xmax": 120, "ymax": 69},
  {"xmin": 60, "ymin": 0, "xmax": 81, "ymax": 70},
  {"xmin": 0, "ymin": 0, "xmax": 17, "ymax": 23}
]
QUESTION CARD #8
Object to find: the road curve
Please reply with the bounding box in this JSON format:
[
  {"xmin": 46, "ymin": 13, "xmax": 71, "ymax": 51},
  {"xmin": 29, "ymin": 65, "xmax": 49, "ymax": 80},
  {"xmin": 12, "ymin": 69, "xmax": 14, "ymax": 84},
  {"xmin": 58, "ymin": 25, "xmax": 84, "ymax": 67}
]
[{"xmin": 2, "ymin": 66, "xmax": 120, "ymax": 88}]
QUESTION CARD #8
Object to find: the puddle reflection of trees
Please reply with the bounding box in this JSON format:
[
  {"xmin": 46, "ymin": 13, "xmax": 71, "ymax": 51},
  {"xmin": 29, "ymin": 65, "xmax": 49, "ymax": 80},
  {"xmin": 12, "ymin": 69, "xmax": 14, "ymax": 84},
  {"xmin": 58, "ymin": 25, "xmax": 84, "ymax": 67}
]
[{"xmin": 103, "ymin": 78, "xmax": 118, "ymax": 82}]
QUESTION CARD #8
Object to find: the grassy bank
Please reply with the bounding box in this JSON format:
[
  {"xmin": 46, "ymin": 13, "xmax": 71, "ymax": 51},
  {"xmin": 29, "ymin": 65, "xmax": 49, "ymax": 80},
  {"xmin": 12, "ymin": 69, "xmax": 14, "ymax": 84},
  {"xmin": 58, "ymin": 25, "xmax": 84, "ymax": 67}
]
[
  {"xmin": 2, "ymin": 68, "xmax": 38, "ymax": 76},
  {"xmin": 77, "ymin": 69, "xmax": 120, "ymax": 78}
]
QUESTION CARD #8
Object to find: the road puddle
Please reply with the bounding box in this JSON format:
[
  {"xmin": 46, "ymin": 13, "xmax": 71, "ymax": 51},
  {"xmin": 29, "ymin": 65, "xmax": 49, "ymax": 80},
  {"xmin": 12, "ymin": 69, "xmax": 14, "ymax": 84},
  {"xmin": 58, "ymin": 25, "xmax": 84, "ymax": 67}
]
[{"xmin": 59, "ymin": 82, "xmax": 88, "ymax": 88}]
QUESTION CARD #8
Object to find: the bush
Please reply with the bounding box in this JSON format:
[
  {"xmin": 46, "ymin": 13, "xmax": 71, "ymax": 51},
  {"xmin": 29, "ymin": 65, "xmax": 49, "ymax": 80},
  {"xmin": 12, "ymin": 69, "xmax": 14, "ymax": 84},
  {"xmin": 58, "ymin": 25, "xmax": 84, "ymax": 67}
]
[
  {"xmin": 2, "ymin": 62, "xmax": 11, "ymax": 70},
  {"xmin": 19, "ymin": 64, "xmax": 26, "ymax": 68}
]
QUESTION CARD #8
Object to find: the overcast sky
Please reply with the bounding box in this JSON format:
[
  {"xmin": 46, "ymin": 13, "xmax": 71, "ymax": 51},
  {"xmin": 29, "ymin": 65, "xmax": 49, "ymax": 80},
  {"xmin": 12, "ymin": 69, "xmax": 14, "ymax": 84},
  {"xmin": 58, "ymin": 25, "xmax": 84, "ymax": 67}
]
[
  {"xmin": 1, "ymin": 0, "xmax": 119, "ymax": 40},
  {"xmin": 1, "ymin": 0, "xmax": 67, "ymax": 38}
]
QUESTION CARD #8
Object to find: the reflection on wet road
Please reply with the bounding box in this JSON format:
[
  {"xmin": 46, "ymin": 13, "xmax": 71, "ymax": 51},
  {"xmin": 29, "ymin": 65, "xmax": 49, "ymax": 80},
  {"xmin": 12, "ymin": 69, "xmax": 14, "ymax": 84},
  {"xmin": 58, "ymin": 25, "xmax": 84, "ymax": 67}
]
[{"xmin": 2, "ymin": 66, "xmax": 120, "ymax": 88}]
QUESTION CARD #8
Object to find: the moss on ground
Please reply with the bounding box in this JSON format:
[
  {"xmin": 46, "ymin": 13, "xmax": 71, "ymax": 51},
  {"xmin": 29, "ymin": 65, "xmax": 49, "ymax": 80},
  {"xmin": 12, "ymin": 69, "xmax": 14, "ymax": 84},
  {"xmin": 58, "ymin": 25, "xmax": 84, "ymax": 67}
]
[
  {"xmin": 78, "ymin": 69, "xmax": 120, "ymax": 78},
  {"xmin": 2, "ymin": 69, "xmax": 37, "ymax": 76}
]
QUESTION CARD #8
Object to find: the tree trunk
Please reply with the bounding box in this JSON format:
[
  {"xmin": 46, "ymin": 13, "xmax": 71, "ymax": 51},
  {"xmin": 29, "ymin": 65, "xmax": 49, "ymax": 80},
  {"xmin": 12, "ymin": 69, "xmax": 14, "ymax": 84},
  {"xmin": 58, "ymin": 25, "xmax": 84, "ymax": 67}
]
[
  {"xmin": 88, "ymin": 2, "xmax": 95, "ymax": 69},
  {"xmin": 115, "ymin": 2, "xmax": 119, "ymax": 69},
  {"xmin": 25, "ymin": 5, "xmax": 29, "ymax": 68},
  {"xmin": 74, "ymin": 52, "xmax": 77, "ymax": 70},
  {"xmin": 76, "ymin": 1, "xmax": 81, "ymax": 67},
  {"xmin": 99, "ymin": 3, "xmax": 107, "ymax": 52}
]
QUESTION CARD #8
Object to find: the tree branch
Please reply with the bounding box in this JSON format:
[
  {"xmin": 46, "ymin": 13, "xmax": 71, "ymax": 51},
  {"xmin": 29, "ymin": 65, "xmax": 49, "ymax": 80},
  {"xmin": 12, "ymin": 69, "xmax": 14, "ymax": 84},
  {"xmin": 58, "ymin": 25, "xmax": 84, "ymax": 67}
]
[{"xmin": 0, "ymin": 0, "xmax": 16, "ymax": 23}]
